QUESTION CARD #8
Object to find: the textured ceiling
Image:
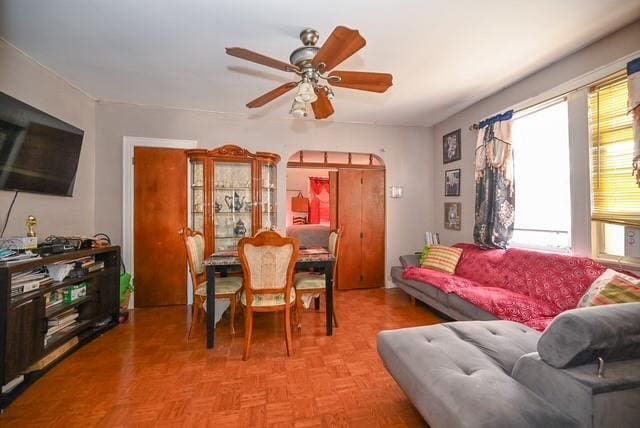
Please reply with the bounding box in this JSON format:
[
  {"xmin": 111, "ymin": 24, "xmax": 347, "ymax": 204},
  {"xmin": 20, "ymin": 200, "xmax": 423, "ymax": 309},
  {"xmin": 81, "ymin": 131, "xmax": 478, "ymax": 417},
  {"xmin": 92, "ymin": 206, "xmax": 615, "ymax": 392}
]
[{"xmin": 2, "ymin": 0, "xmax": 640, "ymax": 126}]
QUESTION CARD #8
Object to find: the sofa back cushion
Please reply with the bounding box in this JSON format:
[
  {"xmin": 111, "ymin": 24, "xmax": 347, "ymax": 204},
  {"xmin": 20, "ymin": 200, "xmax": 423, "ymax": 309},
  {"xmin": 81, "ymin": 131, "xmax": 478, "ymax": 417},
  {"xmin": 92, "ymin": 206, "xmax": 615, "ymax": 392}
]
[
  {"xmin": 453, "ymin": 243, "xmax": 509, "ymax": 288},
  {"xmin": 537, "ymin": 302, "xmax": 640, "ymax": 368},
  {"xmin": 501, "ymin": 248, "xmax": 607, "ymax": 311},
  {"xmin": 454, "ymin": 244, "xmax": 607, "ymax": 312}
]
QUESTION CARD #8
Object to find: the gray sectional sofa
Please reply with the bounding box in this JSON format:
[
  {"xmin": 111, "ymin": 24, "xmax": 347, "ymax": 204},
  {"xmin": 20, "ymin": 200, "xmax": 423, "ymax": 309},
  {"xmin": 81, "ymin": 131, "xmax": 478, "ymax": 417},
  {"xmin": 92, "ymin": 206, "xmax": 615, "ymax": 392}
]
[
  {"xmin": 391, "ymin": 254, "xmax": 498, "ymax": 322},
  {"xmin": 378, "ymin": 302, "xmax": 640, "ymax": 427}
]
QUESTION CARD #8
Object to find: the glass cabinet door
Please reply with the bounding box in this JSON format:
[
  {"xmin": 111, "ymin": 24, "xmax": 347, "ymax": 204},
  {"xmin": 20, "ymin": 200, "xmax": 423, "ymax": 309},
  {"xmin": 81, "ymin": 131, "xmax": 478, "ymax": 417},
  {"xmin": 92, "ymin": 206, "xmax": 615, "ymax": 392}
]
[
  {"xmin": 190, "ymin": 160, "xmax": 205, "ymax": 233},
  {"xmin": 261, "ymin": 163, "xmax": 277, "ymax": 230},
  {"xmin": 213, "ymin": 161, "xmax": 253, "ymax": 252}
]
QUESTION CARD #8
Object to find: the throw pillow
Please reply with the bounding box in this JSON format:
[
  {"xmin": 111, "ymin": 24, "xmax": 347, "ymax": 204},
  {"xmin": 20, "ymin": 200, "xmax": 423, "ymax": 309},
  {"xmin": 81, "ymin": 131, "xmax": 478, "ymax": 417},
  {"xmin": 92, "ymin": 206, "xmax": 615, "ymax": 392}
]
[
  {"xmin": 421, "ymin": 245, "xmax": 463, "ymax": 274},
  {"xmin": 578, "ymin": 268, "xmax": 640, "ymax": 307},
  {"xmin": 419, "ymin": 245, "xmax": 431, "ymax": 266}
]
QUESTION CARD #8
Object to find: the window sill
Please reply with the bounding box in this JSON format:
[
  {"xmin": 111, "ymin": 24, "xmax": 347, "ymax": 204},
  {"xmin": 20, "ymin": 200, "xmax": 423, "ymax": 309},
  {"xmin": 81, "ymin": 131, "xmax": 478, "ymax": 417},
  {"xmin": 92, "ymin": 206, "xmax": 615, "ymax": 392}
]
[
  {"xmin": 509, "ymin": 242, "xmax": 571, "ymax": 255},
  {"xmin": 593, "ymin": 255, "xmax": 640, "ymax": 273}
]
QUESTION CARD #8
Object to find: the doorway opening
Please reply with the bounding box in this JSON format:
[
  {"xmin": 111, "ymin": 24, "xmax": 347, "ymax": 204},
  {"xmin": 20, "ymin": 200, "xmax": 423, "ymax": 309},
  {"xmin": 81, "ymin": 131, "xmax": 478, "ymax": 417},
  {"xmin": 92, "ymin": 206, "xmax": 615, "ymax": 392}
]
[{"xmin": 286, "ymin": 150, "xmax": 386, "ymax": 290}]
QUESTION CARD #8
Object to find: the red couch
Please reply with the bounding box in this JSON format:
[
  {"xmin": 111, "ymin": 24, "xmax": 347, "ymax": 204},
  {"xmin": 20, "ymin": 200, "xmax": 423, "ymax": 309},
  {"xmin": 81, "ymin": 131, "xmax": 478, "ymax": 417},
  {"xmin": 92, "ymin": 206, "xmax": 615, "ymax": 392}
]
[{"xmin": 402, "ymin": 243, "xmax": 609, "ymax": 331}]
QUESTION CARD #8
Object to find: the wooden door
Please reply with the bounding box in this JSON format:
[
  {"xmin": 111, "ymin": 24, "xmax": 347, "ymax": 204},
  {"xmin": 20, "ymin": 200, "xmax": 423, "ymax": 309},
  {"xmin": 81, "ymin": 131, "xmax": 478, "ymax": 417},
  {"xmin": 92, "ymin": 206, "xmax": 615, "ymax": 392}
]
[
  {"xmin": 360, "ymin": 169, "xmax": 385, "ymax": 287},
  {"xmin": 134, "ymin": 147, "xmax": 187, "ymax": 306},
  {"xmin": 336, "ymin": 168, "xmax": 385, "ymax": 290},
  {"xmin": 336, "ymin": 169, "xmax": 363, "ymax": 289}
]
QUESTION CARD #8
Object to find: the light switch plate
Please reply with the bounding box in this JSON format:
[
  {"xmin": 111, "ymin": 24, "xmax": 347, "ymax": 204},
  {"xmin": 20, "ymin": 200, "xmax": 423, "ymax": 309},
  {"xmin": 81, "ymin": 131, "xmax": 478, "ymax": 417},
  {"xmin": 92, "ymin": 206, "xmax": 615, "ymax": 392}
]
[{"xmin": 624, "ymin": 226, "xmax": 640, "ymax": 258}]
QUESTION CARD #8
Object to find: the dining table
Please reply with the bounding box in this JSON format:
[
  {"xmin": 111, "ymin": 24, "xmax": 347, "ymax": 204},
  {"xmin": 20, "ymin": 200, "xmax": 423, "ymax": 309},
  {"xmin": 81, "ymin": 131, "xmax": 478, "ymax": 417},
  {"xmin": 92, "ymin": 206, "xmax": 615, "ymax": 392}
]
[{"xmin": 203, "ymin": 247, "xmax": 336, "ymax": 349}]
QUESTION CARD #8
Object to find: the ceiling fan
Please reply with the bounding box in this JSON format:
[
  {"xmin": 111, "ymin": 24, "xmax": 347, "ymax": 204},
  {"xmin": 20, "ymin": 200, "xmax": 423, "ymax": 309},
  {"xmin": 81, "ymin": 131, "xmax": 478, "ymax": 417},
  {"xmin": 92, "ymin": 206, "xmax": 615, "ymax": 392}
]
[{"xmin": 225, "ymin": 26, "xmax": 393, "ymax": 119}]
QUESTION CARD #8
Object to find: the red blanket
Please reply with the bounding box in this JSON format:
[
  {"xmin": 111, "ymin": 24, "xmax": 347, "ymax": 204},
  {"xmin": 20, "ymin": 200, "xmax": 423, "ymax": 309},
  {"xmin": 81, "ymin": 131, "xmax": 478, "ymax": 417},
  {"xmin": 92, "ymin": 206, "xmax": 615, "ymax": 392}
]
[{"xmin": 403, "ymin": 244, "xmax": 610, "ymax": 330}]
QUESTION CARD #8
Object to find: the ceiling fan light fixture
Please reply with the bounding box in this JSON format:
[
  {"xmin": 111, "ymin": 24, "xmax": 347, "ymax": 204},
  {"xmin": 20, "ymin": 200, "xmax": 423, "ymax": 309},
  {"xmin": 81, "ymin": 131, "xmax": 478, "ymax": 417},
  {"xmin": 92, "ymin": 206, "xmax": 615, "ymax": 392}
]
[
  {"xmin": 326, "ymin": 87, "xmax": 335, "ymax": 100},
  {"xmin": 290, "ymin": 99, "xmax": 308, "ymax": 118},
  {"xmin": 294, "ymin": 82, "xmax": 318, "ymax": 103}
]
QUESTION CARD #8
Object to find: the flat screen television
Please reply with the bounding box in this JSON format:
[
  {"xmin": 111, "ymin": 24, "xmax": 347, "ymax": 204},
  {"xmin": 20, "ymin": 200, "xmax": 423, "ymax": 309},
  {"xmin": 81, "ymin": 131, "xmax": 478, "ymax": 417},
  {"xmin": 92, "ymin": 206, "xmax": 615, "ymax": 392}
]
[{"xmin": 0, "ymin": 92, "xmax": 84, "ymax": 197}]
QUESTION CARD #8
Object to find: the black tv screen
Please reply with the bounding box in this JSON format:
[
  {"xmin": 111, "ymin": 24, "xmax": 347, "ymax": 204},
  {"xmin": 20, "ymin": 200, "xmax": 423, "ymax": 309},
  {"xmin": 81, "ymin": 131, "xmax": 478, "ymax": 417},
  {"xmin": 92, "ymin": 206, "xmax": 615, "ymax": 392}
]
[{"xmin": 0, "ymin": 92, "xmax": 84, "ymax": 197}]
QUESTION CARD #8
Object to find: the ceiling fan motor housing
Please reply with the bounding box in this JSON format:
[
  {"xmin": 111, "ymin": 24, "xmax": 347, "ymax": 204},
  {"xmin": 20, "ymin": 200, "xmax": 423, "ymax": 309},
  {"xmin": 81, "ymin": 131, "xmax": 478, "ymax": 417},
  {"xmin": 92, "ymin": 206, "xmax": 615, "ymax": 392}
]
[
  {"xmin": 289, "ymin": 46, "xmax": 319, "ymax": 67},
  {"xmin": 290, "ymin": 28, "xmax": 320, "ymax": 67}
]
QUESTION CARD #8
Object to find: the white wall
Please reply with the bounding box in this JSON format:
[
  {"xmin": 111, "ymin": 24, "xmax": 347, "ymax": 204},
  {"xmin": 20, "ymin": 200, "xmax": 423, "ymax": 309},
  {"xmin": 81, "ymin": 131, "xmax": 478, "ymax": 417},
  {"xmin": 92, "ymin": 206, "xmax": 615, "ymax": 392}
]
[
  {"xmin": 432, "ymin": 20, "xmax": 640, "ymax": 256},
  {"xmin": 95, "ymin": 102, "xmax": 434, "ymax": 287},
  {"xmin": 0, "ymin": 39, "xmax": 96, "ymax": 239},
  {"xmin": 285, "ymin": 167, "xmax": 330, "ymax": 226}
]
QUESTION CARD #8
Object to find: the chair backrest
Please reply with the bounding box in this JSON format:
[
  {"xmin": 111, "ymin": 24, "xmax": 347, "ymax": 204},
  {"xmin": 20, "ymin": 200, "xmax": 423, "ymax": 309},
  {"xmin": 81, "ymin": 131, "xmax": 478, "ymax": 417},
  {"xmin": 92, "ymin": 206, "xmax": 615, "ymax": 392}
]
[
  {"xmin": 184, "ymin": 228, "xmax": 205, "ymax": 291},
  {"xmin": 238, "ymin": 231, "xmax": 299, "ymax": 301},
  {"xmin": 330, "ymin": 227, "xmax": 343, "ymax": 281}
]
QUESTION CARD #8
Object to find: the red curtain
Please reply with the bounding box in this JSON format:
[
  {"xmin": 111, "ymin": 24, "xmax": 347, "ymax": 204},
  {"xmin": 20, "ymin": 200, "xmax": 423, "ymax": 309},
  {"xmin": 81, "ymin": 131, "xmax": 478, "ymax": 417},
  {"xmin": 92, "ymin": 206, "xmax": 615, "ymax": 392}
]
[{"xmin": 308, "ymin": 177, "xmax": 330, "ymax": 224}]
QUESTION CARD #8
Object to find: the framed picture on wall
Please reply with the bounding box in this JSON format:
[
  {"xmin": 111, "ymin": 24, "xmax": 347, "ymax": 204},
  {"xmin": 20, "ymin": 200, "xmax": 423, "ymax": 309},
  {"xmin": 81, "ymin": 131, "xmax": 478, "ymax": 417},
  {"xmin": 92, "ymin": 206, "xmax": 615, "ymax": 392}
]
[
  {"xmin": 444, "ymin": 202, "xmax": 461, "ymax": 230},
  {"xmin": 445, "ymin": 169, "xmax": 460, "ymax": 197},
  {"xmin": 443, "ymin": 129, "xmax": 461, "ymax": 164}
]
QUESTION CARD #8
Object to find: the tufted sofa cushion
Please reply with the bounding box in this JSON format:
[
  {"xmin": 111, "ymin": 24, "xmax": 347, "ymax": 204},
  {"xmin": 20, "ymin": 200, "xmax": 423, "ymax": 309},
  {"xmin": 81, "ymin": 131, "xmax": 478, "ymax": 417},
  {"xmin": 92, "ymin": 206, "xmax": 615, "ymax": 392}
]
[
  {"xmin": 378, "ymin": 321, "xmax": 579, "ymax": 427},
  {"xmin": 538, "ymin": 302, "xmax": 640, "ymax": 369}
]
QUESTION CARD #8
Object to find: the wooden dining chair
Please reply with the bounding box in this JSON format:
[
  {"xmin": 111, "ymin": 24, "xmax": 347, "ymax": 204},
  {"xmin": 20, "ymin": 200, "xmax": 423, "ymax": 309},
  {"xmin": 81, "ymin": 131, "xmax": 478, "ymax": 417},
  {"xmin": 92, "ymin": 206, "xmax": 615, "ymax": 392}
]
[
  {"xmin": 238, "ymin": 230, "xmax": 299, "ymax": 360},
  {"xmin": 184, "ymin": 228, "xmax": 243, "ymax": 337},
  {"xmin": 294, "ymin": 227, "xmax": 342, "ymax": 330}
]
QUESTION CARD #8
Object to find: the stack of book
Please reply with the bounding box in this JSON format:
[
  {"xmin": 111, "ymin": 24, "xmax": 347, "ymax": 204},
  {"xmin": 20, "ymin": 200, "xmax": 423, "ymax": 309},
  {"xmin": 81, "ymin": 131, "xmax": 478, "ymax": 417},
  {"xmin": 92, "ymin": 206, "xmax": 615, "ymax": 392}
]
[
  {"xmin": 11, "ymin": 269, "xmax": 55, "ymax": 297},
  {"xmin": 45, "ymin": 309, "xmax": 79, "ymax": 347},
  {"xmin": 425, "ymin": 232, "xmax": 441, "ymax": 246}
]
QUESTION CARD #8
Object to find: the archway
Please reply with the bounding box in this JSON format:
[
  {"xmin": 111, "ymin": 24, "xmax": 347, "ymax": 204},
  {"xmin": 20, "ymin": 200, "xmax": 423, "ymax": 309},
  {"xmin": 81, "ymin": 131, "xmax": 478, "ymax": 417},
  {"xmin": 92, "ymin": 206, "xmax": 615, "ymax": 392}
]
[{"xmin": 286, "ymin": 150, "xmax": 386, "ymax": 290}]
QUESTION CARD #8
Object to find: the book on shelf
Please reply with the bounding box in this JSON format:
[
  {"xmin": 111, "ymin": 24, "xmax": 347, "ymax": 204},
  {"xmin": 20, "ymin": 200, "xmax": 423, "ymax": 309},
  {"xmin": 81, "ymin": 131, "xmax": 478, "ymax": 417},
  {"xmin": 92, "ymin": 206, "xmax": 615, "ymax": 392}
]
[
  {"xmin": 10, "ymin": 276, "xmax": 55, "ymax": 297},
  {"xmin": 85, "ymin": 260, "xmax": 105, "ymax": 273},
  {"xmin": 54, "ymin": 255, "xmax": 94, "ymax": 267},
  {"xmin": 45, "ymin": 289, "xmax": 64, "ymax": 308},
  {"xmin": 11, "ymin": 281, "xmax": 40, "ymax": 296},
  {"xmin": 48, "ymin": 312, "xmax": 79, "ymax": 328},
  {"xmin": 44, "ymin": 320, "xmax": 78, "ymax": 347},
  {"xmin": 11, "ymin": 272, "xmax": 48, "ymax": 284},
  {"xmin": 45, "ymin": 309, "xmax": 80, "ymax": 346}
]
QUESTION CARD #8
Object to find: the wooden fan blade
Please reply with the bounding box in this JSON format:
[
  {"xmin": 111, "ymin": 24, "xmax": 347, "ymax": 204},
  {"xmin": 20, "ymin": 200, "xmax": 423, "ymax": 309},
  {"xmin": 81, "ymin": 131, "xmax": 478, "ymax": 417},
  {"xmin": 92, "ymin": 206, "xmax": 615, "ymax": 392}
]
[
  {"xmin": 226, "ymin": 47, "xmax": 299, "ymax": 73},
  {"xmin": 311, "ymin": 26, "xmax": 366, "ymax": 72},
  {"xmin": 328, "ymin": 71, "xmax": 393, "ymax": 93},
  {"xmin": 246, "ymin": 82, "xmax": 298, "ymax": 108},
  {"xmin": 311, "ymin": 89, "xmax": 335, "ymax": 119}
]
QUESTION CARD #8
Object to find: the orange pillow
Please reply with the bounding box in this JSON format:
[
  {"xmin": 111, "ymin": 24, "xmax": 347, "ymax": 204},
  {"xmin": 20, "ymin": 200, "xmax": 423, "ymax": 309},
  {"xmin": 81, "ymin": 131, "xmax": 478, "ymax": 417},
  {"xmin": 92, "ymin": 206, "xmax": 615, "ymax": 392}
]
[{"xmin": 421, "ymin": 245, "xmax": 463, "ymax": 274}]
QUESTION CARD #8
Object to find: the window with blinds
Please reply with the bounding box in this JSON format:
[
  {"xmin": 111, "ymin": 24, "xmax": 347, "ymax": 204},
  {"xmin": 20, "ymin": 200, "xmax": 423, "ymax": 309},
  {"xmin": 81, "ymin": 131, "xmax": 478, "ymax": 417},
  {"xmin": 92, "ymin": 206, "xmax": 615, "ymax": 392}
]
[{"xmin": 589, "ymin": 74, "xmax": 640, "ymax": 227}]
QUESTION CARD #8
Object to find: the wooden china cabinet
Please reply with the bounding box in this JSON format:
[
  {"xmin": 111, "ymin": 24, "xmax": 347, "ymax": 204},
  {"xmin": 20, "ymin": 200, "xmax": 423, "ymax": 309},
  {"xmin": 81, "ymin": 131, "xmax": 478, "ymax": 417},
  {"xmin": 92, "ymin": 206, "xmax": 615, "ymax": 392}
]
[{"xmin": 187, "ymin": 145, "xmax": 280, "ymax": 256}]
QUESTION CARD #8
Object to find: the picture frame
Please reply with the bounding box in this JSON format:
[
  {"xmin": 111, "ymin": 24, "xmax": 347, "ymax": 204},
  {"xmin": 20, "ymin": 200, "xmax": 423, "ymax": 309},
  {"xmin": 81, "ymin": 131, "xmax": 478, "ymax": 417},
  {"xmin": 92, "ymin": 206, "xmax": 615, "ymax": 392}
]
[
  {"xmin": 445, "ymin": 169, "xmax": 461, "ymax": 197},
  {"xmin": 444, "ymin": 202, "xmax": 461, "ymax": 231},
  {"xmin": 443, "ymin": 129, "xmax": 461, "ymax": 164}
]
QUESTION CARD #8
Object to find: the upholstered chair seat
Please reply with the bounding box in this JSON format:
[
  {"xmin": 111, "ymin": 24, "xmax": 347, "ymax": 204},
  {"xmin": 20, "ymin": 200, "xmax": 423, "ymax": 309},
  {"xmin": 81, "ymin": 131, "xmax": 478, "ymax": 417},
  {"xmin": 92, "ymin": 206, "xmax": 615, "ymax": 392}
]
[
  {"xmin": 240, "ymin": 288, "xmax": 296, "ymax": 307},
  {"xmin": 195, "ymin": 276, "xmax": 243, "ymax": 297}
]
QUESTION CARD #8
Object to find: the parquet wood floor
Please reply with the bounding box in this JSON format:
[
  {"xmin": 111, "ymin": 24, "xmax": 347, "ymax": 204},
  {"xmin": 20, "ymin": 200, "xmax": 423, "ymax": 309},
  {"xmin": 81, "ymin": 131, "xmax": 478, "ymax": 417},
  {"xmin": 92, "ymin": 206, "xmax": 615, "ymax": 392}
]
[{"xmin": 1, "ymin": 288, "xmax": 441, "ymax": 427}]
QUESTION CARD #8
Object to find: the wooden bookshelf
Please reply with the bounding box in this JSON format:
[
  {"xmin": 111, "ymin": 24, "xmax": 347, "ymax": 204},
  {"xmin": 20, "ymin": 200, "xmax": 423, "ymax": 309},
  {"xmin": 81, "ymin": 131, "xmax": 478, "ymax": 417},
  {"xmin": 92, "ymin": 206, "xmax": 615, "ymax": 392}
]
[{"xmin": 0, "ymin": 246, "xmax": 120, "ymax": 411}]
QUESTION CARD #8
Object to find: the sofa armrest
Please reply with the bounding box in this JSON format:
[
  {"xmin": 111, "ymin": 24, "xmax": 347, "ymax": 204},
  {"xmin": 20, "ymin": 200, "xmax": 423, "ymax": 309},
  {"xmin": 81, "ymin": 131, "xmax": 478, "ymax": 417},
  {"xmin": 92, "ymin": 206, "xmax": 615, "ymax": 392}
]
[
  {"xmin": 399, "ymin": 254, "xmax": 420, "ymax": 268},
  {"xmin": 512, "ymin": 352, "xmax": 640, "ymax": 427}
]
